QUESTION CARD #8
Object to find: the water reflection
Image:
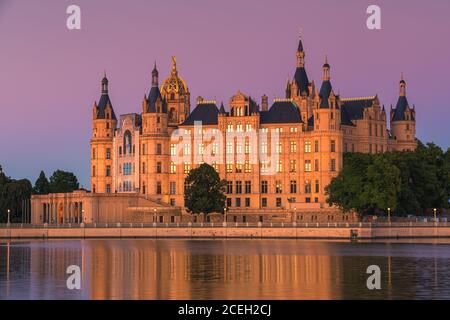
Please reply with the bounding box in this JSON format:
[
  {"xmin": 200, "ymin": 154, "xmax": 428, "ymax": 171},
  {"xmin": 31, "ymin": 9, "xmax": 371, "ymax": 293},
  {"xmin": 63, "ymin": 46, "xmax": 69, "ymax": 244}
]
[{"xmin": 1, "ymin": 239, "xmax": 450, "ymax": 300}]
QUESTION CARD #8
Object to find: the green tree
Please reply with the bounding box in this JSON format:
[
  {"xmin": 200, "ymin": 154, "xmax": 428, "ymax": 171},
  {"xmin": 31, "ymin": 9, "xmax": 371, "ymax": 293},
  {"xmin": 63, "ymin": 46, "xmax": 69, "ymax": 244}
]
[
  {"xmin": 49, "ymin": 170, "xmax": 79, "ymax": 193},
  {"xmin": 184, "ymin": 163, "xmax": 226, "ymax": 215},
  {"xmin": 34, "ymin": 171, "xmax": 51, "ymax": 195},
  {"xmin": 0, "ymin": 166, "xmax": 33, "ymax": 223}
]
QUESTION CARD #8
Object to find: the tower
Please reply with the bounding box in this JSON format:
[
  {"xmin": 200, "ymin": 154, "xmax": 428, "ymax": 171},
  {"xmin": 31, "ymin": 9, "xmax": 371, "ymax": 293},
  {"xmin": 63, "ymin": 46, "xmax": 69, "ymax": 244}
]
[
  {"xmin": 160, "ymin": 56, "xmax": 191, "ymax": 126},
  {"xmin": 390, "ymin": 75, "xmax": 417, "ymax": 151},
  {"xmin": 140, "ymin": 63, "xmax": 170, "ymax": 200},
  {"xmin": 90, "ymin": 74, "xmax": 117, "ymax": 193}
]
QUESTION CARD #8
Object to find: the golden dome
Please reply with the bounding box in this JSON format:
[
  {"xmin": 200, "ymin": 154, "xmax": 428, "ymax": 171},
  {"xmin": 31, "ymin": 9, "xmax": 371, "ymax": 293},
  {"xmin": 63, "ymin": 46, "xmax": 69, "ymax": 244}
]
[{"xmin": 160, "ymin": 56, "xmax": 189, "ymax": 96}]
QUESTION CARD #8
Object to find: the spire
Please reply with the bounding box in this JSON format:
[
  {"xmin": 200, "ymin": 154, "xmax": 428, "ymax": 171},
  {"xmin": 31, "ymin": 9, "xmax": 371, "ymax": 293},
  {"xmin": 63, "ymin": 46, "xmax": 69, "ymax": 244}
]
[
  {"xmin": 322, "ymin": 55, "xmax": 330, "ymax": 80},
  {"xmin": 400, "ymin": 72, "xmax": 406, "ymax": 97},
  {"xmin": 171, "ymin": 55, "xmax": 178, "ymax": 75},
  {"xmin": 219, "ymin": 102, "xmax": 226, "ymax": 114},
  {"xmin": 101, "ymin": 72, "xmax": 109, "ymax": 94},
  {"xmin": 285, "ymin": 77, "xmax": 291, "ymax": 98},
  {"xmin": 296, "ymin": 37, "xmax": 305, "ymax": 68},
  {"xmin": 152, "ymin": 62, "xmax": 159, "ymax": 88}
]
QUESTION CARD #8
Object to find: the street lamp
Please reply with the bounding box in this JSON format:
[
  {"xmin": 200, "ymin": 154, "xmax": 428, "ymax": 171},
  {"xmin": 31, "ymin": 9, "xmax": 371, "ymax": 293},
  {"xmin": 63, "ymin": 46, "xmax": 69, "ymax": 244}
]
[
  {"xmin": 224, "ymin": 207, "xmax": 227, "ymax": 223},
  {"xmin": 434, "ymin": 208, "xmax": 437, "ymax": 222},
  {"xmin": 7, "ymin": 209, "xmax": 11, "ymax": 225},
  {"xmin": 387, "ymin": 208, "xmax": 391, "ymax": 223},
  {"xmin": 153, "ymin": 208, "xmax": 157, "ymax": 223}
]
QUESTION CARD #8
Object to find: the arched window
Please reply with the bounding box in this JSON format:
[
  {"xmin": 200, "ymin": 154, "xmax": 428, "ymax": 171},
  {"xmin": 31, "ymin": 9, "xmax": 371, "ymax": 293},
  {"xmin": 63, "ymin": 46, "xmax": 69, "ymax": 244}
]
[{"xmin": 123, "ymin": 130, "xmax": 132, "ymax": 155}]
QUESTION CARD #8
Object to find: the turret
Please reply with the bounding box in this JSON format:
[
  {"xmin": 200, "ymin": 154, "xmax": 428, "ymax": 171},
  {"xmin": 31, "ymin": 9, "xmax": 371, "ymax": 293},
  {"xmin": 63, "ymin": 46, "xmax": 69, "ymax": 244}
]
[
  {"xmin": 90, "ymin": 73, "xmax": 117, "ymax": 194},
  {"xmin": 390, "ymin": 74, "xmax": 417, "ymax": 151}
]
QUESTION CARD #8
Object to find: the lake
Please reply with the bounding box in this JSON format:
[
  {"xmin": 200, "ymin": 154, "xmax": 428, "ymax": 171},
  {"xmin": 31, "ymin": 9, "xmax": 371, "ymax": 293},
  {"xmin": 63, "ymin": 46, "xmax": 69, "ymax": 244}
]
[{"xmin": 1, "ymin": 239, "xmax": 450, "ymax": 300}]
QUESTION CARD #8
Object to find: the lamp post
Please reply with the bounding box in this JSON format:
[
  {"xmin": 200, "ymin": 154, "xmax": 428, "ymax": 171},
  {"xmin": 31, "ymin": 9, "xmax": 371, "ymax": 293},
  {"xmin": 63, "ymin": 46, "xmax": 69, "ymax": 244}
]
[
  {"xmin": 294, "ymin": 207, "xmax": 297, "ymax": 223},
  {"xmin": 224, "ymin": 207, "xmax": 227, "ymax": 223},
  {"xmin": 387, "ymin": 208, "xmax": 391, "ymax": 223},
  {"xmin": 7, "ymin": 209, "xmax": 11, "ymax": 225},
  {"xmin": 434, "ymin": 208, "xmax": 437, "ymax": 222},
  {"xmin": 153, "ymin": 208, "xmax": 157, "ymax": 223}
]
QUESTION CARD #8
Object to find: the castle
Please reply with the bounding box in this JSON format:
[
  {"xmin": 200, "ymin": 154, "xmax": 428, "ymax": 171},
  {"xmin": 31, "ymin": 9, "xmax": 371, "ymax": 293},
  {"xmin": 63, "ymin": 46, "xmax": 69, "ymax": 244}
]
[{"xmin": 31, "ymin": 38, "xmax": 417, "ymax": 225}]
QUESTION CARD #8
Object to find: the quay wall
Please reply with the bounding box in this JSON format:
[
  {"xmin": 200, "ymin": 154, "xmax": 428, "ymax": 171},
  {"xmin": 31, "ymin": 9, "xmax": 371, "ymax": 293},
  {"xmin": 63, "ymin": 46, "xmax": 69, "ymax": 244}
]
[{"xmin": 2, "ymin": 225, "xmax": 450, "ymax": 239}]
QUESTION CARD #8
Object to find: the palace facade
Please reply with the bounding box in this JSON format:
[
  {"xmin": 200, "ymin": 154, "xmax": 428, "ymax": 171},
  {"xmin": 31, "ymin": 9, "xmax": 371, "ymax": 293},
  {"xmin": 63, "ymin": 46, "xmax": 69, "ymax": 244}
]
[{"xmin": 31, "ymin": 38, "xmax": 417, "ymax": 224}]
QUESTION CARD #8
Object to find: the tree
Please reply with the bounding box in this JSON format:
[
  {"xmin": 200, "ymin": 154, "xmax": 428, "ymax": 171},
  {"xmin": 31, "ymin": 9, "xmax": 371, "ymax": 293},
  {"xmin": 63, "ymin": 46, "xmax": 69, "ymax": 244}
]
[
  {"xmin": 0, "ymin": 165, "xmax": 33, "ymax": 223},
  {"xmin": 34, "ymin": 171, "xmax": 51, "ymax": 195},
  {"xmin": 184, "ymin": 163, "xmax": 226, "ymax": 215},
  {"xmin": 49, "ymin": 170, "xmax": 79, "ymax": 193}
]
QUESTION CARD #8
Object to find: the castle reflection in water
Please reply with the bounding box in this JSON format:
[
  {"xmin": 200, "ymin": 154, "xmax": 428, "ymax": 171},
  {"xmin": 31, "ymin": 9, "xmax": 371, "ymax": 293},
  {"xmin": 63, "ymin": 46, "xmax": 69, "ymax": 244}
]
[{"xmin": 1, "ymin": 239, "xmax": 449, "ymax": 300}]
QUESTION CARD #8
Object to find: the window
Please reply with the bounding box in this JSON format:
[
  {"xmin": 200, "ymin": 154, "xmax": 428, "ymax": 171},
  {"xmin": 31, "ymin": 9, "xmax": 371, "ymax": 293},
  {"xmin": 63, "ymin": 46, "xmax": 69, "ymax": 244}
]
[
  {"xmin": 275, "ymin": 181, "xmax": 282, "ymax": 194},
  {"xmin": 142, "ymin": 144, "xmax": 147, "ymax": 155},
  {"xmin": 183, "ymin": 162, "xmax": 191, "ymax": 174},
  {"xmin": 276, "ymin": 198, "xmax": 282, "ymax": 207},
  {"xmin": 244, "ymin": 161, "xmax": 252, "ymax": 173},
  {"xmin": 276, "ymin": 142, "xmax": 282, "ymax": 154},
  {"xmin": 315, "ymin": 180, "xmax": 320, "ymax": 193},
  {"xmin": 236, "ymin": 162, "xmax": 243, "ymax": 173},
  {"xmin": 106, "ymin": 184, "xmax": 111, "ymax": 194},
  {"xmin": 245, "ymin": 140, "xmax": 251, "ymax": 154},
  {"xmin": 245, "ymin": 123, "xmax": 252, "ymax": 132},
  {"xmin": 169, "ymin": 182, "xmax": 176, "ymax": 195},
  {"xmin": 106, "ymin": 165, "xmax": 111, "ymax": 177},
  {"xmin": 156, "ymin": 144, "xmax": 162, "ymax": 155},
  {"xmin": 290, "ymin": 160, "xmax": 297, "ymax": 173},
  {"xmin": 226, "ymin": 142, "xmax": 233, "ymax": 154},
  {"xmin": 314, "ymin": 140, "xmax": 319, "ymax": 152},
  {"xmin": 261, "ymin": 181, "xmax": 268, "ymax": 194},
  {"xmin": 261, "ymin": 142, "xmax": 267, "ymax": 154},
  {"xmin": 183, "ymin": 143, "xmax": 191, "ymax": 156},
  {"xmin": 170, "ymin": 162, "xmax": 176, "ymax": 174},
  {"xmin": 227, "ymin": 123, "xmax": 233, "ymax": 132},
  {"xmin": 331, "ymin": 159, "xmax": 336, "ymax": 172},
  {"xmin": 106, "ymin": 148, "xmax": 111, "ymax": 160},
  {"xmin": 245, "ymin": 198, "xmax": 250, "ymax": 207},
  {"xmin": 124, "ymin": 130, "xmax": 132, "ymax": 155},
  {"xmin": 305, "ymin": 160, "xmax": 312, "ymax": 172},
  {"xmin": 156, "ymin": 182, "xmax": 162, "ymax": 195},
  {"xmin": 92, "ymin": 148, "xmax": 96, "ymax": 160},
  {"xmin": 314, "ymin": 159, "xmax": 319, "ymax": 172},
  {"xmin": 235, "ymin": 198, "xmax": 241, "ymax": 207},
  {"xmin": 227, "ymin": 181, "xmax": 233, "ymax": 194},
  {"xmin": 92, "ymin": 165, "xmax": 96, "ymax": 177},
  {"xmin": 331, "ymin": 140, "xmax": 336, "ymax": 152},
  {"xmin": 236, "ymin": 123, "xmax": 243, "ymax": 132},
  {"xmin": 156, "ymin": 162, "xmax": 162, "ymax": 174},
  {"xmin": 142, "ymin": 162, "xmax": 146, "ymax": 174},
  {"xmin": 236, "ymin": 142, "xmax": 242, "ymax": 154},
  {"xmin": 290, "ymin": 141, "xmax": 297, "ymax": 153},
  {"xmin": 276, "ymin": 160, "xmax": 283, "ymax": 173},
  {"xmin": 304, "ymin": 140, "xmax": 312, "ymax": 153},
  {"xmin": 260, "ymin": 161, "xmax": 269, "ymax": 174},
  {"xmin": 170, "ymin": 144, "xmax": 176, "ymax": 156},
  {"xmin": 261, "ymin": 198, "xmax": 267, "ymax": 207},
  {"xmin": 245, "ymin": 181, "xmax": 251, "ymax": 194},
  {"xmin": 290, "ymin": 180, "xmax": 297, "ymax": 194},
  {"xmin": 226, "ymin": 162, "xmax": 233, "ymax": 173},
  {"xmin": 227, "ymin": 198, "xmax": 232, "ymax": 207},
  {"xmin": 305, "ymin": 181, "xmax": 312, "ymax": 194},
  {"xmin": 236, "ymin": 181, "xmax": 242, "ymax": 194},
  {"xmin": 212, "ymin": 142, "xmax": 219, "ymax": 156}
]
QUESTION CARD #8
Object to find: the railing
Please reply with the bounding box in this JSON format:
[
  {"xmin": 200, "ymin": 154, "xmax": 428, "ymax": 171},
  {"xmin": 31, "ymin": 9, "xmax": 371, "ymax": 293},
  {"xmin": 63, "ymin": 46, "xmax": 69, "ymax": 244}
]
[{"xmin": 1, "ymin": 221, "xmax": 450, "ymax": 229}]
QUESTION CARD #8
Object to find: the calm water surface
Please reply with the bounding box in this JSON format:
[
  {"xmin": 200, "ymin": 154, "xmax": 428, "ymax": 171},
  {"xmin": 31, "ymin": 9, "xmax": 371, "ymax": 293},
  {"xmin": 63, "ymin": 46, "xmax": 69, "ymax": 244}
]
[{"xmin": 1, "ymin": 239, "xmax": 450, "ymax": 300}]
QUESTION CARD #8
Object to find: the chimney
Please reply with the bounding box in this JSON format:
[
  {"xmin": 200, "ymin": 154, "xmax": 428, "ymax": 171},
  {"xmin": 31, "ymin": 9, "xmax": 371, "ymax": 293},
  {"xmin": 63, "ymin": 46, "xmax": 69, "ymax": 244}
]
[{"xmin": 261, "ymin": 95, "xmax": 268, "ymax": 112}]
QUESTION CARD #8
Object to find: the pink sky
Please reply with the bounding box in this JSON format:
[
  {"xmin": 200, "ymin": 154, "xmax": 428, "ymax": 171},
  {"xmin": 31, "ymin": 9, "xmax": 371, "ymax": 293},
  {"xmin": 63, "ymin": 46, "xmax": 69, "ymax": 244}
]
[{"xmin": 0, "ymin": 0, "xmax": 449, "ymax": 186}]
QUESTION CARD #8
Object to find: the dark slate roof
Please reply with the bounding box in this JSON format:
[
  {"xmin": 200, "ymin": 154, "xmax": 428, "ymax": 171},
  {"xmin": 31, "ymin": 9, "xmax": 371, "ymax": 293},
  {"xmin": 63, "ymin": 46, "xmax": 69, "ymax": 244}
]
[
  {"xmin": 96, "ymin": 94, "xmax": 117, "ymax": 120},
  {"xmin": 147, "ymin": 86, "xmax": 167, "ymax": 113},
  {"xmin": 294, "ymin": 67, "xmax": 309, "ymax": 96},
  {"xmin": 182, "ymin": 103, "xmax": 219, "ymax": 126},
  {"xmin": 392, "ymin": 96, "xmax": 413, "ymax": 121},
  {"xmin": 260, "ymin": 100, "xmax": 302, "ymax": 124},
  {"xmin": 319, "ymin": 80, "xmax": 332, "ymax": 108},
  {"xmin": 340, "ymin": 107, "xmax": 355, "ymax": 126},
  {"xmin": 297, "ymin": 39, "xmax": 304, "ymax": 52},
  {"xmin": 341, "ymin": 98, "xmax": 375, "ymax": 120},
  {"xmin": 307, "ymin": 115, "xmax": 314, "ymax": 127}
]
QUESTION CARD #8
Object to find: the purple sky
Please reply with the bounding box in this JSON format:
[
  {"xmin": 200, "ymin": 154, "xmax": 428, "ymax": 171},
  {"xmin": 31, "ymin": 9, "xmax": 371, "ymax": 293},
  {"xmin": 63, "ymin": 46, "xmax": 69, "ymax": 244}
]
[{"xmin": 0, "ymin": 0, "xmax": 449, "ymax": 187}]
